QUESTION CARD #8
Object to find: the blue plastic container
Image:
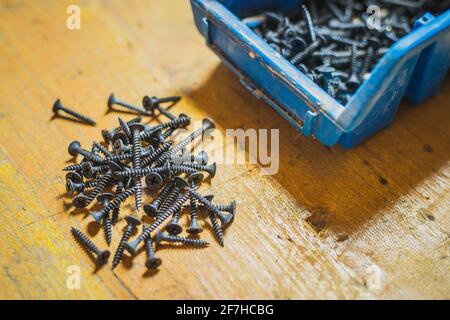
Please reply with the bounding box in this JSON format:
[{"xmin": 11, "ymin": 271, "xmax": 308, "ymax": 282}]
[{"xmin": 190, "ymin": 0, "xmax": 450, "ymax": 148}]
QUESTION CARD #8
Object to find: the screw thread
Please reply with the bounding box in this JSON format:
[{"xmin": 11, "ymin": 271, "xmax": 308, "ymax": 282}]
[
  {"xmin": 154, "ymin": 179, "xmax": 176, "ymax": 209},
  {"xmin": 118, "ymin": 117, "xmax": 132, "ymax": 140},
  {"xmin": 290, "ymin": 40, "xmax": 321, "ymax": 65},
  {"xmin": 93, "ymin": 142, "xmax": 112, "ymax": 157},
  {"xmin": 138, "ymin": 193, "xmax": 189, "ymax": 244},
  {"xmin": 160, "ymin": 114, "xmax": 191, "ymax": 130},
  {"xmin": 134, "ymin": 177, "xmax": 143, "ymax": 210},
  {"xmin": 360, "ymin": 46, "xmax": 375, "ymax": 80},
  {"xmin": 170, "ymin": 164, "xmax": 199, "ymax": 175},
  {"xmin": 116, "ymin": 100, "xmax": 150, "ymax": 115},
  {"xmin": 112, "ymin": 224, "xmax": 134, "ymax": 268},
  {"xmin": 85, "ymin": 172, "xmax": 112, "ymax": 205},
  {"xmin": 63, "ymin": 163, "xmax": 85, "ymax": 172},
  {"xmin": 301, "ymin": 4, "xmax": 316, "ymax": 43},
  {"xmin": 71, "ymin": 227, "xmax": 100, "ymax": 254},
  {"xmin": 141, "ymin": 142, "xmax": 172, "ymax": 167},
  {"xmin": 78, "ymin": 148, "xmax": 104, "ymax": 163},
  {"xmin": 208, "ymin": 210, "xmax": 224, "ymax": 246},
  {"xmin": 157, "ymin": 106, "xmax": 176, "ymax": 121},
  {"xmin": 106, "ymin": 153, "xmax": 132, "ymax": 162},
  {"xmin": 60, "ymin": 106, "xmax": 96, "ymax": 126},
  {"xmin": 145, "ymin": 235, "xmax": 157, "ymax": 259},
  {"xmin": 350, "ymin": 44, "xmax": 357, "ymax": 72},
  {"xmin": 158, "ymin": 232, "xmax": 209, "ymax": 247},
  {"xmin": 103, "ymin": 211, "xmax": 112, "ymax": 245},
  {"xmin": 115, "ymin": 165, "xmax": 168, "ymax": 178}
]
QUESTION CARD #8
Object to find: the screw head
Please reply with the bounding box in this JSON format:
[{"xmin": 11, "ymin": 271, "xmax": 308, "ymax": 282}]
[
  {"xmin": 96, "ymin": 192, "xmax": 114, "ymax": 204},
  {"xmin": 72, "ymin": 194, "xmax": 89, "ymax": 208},
  {"xmin": 143, "ymin": 204, "xmax": 158, "ymax": 217},
  {"xmin": 65, "ymin": 171, "xmax": 83, "ymax": 183},
  {"xmin": 145, "ymin": 173, "xmax": 163, "ymax": 191},
  {"xmin": 347, "ymin": 74, "xmax": 360, "ymax": 91},
  {"xmin": 187, "ymin": 172, "xmax": 204, "ymax": 185},
  {"xmin": 153, "ymin": 230, "xmax": 165, "ymax": 244},
  {"xmin": 178, "ymin": 113, "xmax": 191, "ymax": 127},
  {"xmin": 96, "ymin": 250, "xmax": 111, "ymax": 265},
  {"xmin": 101, "ymin": 129, "xmax": 112, "ymax": 142},
  {"xmin": 124, "ymin": 238, "xmax": 139, "ymax": 256},
  {"xmin": 66, "ymin": 179, "xmax": 75, "ymax": 194},
  {"xmin": 125, "ymin": 215, "xmax": 141, "ymax": 226},
  {"xmin": 174, "ymin": 176, "xmax": 189, "ymax": 189},
  {"xmin": 82, "ymin": 162, "xmax": 95, "ymax": 179},
  {"xmin": 208, "ymin": 162, "xmax": 217, "ymax": 178},
  {"xmin": 202, "ymin": 118, "xmax": 215, "ymax": 131},
  {"xmin": 198, "ymin": 151, "xmax": 208, "ymax": 165},
  {"xmin": 142, "ymin": 95, "xmax": 159, "ymax": 112},
  {"xmin": 166, "ymin": 222, "xmax": 182, "ymax": 235},
  {"xmin": 145, "ymin": 256, "xmax": 162, "ymax": 270},
  {"xmin": 90, "ymin": 210, "xmax": 104, "ymax": 223},
  {"xmin": 68, "ymin": 141, "xmax": 82, "ymax": 157},
  {"xmin": 107, "ymin": 93, "xmax": 116, "ymax": 109},
  {"xmin": 128, "ymin": 123, "xmax": 146, "ymax": 133},
  {"xmin": 187, "ymin": 220, "xmax": 203, "ymax": 235},
  {"xmin": 52, "ymin": 99, "xmax": 62, "ymax": 113}
]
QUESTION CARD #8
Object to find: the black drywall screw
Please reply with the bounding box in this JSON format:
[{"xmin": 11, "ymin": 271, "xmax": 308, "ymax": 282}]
[
  {"xmin": 91, "ymin": 187, "xmax": 136, "ymax": 223},
  {"xmin": 129, "ymin": 123, "xmax": 146, "ymax": 211},
  {"xmin": 114, "ymin": 161, "xmax": 171, "ymax": 178},
  {"xmin": 141, "ymin": 142, "xmax": 172, "ymax": 168},
  {"xmin": 53, "ymin": 99, "xmax": 96, "ymax": 126},
  {"xmin": 182, "ymin": 162, "xmax": 216, "ymax": 178},
  {"xmin": 143, "ymin": 179, "xmax": 176, "ymax": 217},
  {"xmin": 101, "ymin": 117, "xmax": 142, "ymax": 142},
  {"xmin": 188, "ymin": 188, "xmax": 234, "ymax": 227},
  {"xmin": 142, "ymin": 95, "xmax": 181, "ymax": 120},
  {"xmin": 95, "ymin": 193, "xmax": 114, "ymax": 245},
  {"xmin": 155, "ymin": 118, "xmax": 215, "ymax": 166},
  {"xmin": 118, "ymin": 117, "xmax": 132, "ymax": 141},
  {"xmin": 82, "ymin": 162, "xmax": 109, "ymax": 179},
  {"xmin": 154, "ymin": 230, "xmax": 209, "ymax": 247},
  {"xmin": 112, "ymin": 215, "xmax": 141, "ymax": 269},
  {"xmin": 144, "ymin": 229, "xmax": 161, "ymax": 270},
  {"xmin": 92, "ymin": 142, "xmax": 112, "ymax": 157},
  {"xmin": 166, "ymin": 207, "xmax": 182, "ymax": 235},
  {"xmin": 107, "ymin": 93, "xmax": 151, "ymax": 115},
  {"xmin": 68, "ymin": 141, "xmax": 104, "ymax": 163},
  {"xmin": 290, "ymin": 35, "xmax": 327, "ymax": 66},
  {"xmin": 126, "ymin": 185, "xmax": 189, "ymax": 255},
  {"xmin": 73, "ymin": 161, "xmax": 121, "ymax": 208},
  {"xmin": 301, "ymin": 4, "xmax": 316, "ymax": 43},
  {"xmin": 360, "ymin": 37, "xmax": 380, "ymax": 80},
  {"xmin": 347, "ymin": 44, "xmax": 361, "ymax": 92},
  {"xmin": 63, "ymin": 163, "xmax": 86, "ymax": 172},
  {"xmin": 66, "ymin": 178, "xmax": 97, "ymax": 194},
  {"xmin": 208, "ymin": 207, "xmax": 224, "ymax": 247},
  {"xmin": 187, "ymin": 176, "xmax": 203, "ymax": 235},
  {"xmin": 71, "ymin": 227, "xmax": 110, "ymax": 265},
  {"xmin": 171, "ymin": 151, "xmax": 209, "ymax": 165}
]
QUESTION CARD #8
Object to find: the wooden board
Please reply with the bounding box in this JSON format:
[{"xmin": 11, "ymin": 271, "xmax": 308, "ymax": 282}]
[{"xmin": 0, "ymin": 0, "xmax": 448, "ymax": 299}]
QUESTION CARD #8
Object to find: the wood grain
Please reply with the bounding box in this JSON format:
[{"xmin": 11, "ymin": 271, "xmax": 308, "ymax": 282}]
[{"xmin": 0, "ymin": 0, "xmax": 448, "ymax": 299}]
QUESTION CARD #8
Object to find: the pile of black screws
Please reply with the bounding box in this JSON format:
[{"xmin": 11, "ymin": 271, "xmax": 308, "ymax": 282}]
[
  {"xmin": 62, "ymin": 94, "xmax": 236, "ymax": 270},
  {"xmin": 246, "ymin": 0, "xmax": 449, "ymax": 105}
]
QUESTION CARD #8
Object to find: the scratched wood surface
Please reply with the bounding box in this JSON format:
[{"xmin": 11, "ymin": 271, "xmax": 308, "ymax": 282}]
[{"xmin": 0, "ymin": 0, "xmax": 449, "ymax": 300}]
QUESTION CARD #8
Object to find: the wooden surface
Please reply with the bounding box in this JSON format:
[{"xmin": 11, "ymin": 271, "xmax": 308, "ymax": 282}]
[{"xmin": 0, "ymin": 0, "xmax": 449, "ymax": 300}]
